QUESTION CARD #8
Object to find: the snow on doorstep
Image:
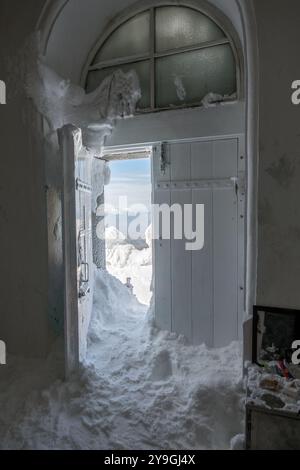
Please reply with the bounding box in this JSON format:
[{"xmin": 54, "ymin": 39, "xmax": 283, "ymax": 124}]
[{"xmin": 0, "ymin": 269, "xmax": 244, "ymax": 450}]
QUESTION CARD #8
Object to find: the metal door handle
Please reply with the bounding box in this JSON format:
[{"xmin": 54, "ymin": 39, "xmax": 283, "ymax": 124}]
[{"xmin": 81, "ymin": 262, "xmax": 89, "ymax": 283}]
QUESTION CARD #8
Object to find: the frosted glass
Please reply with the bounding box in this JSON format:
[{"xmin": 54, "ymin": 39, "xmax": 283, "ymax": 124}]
[
  {"xmin": 93, "ymin": 12, "xmax": 150, "ymax": 64},
  {"xmin": 155, "ymin": 6, "xmax": 225, "ymax": 53},
  {"xmin": 86, "ymin": 61, "xmax": 150, "ymax": 109},
  {"xmin": 156, "ymin": 45, "xmax": 236, "ymax": 108}
]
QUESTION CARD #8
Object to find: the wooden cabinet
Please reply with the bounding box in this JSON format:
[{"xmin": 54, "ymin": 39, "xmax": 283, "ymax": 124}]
[{"xmin": 246, "ymin": 404, "xmax": 300, "ymax": 450}]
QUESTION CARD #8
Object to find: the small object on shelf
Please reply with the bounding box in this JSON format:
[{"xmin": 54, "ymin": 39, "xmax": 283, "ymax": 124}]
[
  {"xmin": 259, "ymin": 375, "xmax": 282, "ymax": 393},
  {"xmin": 277, "ymin": 360, "xmax": 294, "ymax": 380},
  {"xmin": 288, "ymin": 364, "xmax": 300, "ymax": 380},
  {"xmin": 261, "ymin": 393, "xmax": 285, "ymax": 409},
  {"xmin": 282, "ymin": 380, "xmax": 300, "ymax": 400}
]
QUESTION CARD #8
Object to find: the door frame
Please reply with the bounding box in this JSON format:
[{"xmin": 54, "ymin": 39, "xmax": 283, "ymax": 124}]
[
  {"xmin": 59, "ymin": 125, "xmax": 80, "ymax": 377},
  {"xmin": 101, "ymin": 144, "xmax": 153, "ymax": 269},
  {"xmin": 59, "ymin": 125, "xmax": 93, "ymax": 377}
]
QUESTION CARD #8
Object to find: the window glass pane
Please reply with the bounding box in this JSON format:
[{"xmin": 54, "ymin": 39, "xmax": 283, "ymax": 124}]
[
  {"xmin": 86, "ymin": 61, "xmax": 150, "ymax": 110},
  {"xmin": 155, "ymin": 6, "xmax": 225, "ymax": 53},
  {"xmin": 155, "ymin": 45, "xmax": 236, "ymax": 108},
  {"xmin": 93, "ymin": 12, "xmax": 150, "ymax": 64}
]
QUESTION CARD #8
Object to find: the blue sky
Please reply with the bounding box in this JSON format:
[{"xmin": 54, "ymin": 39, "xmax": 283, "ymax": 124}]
[{"xmin": 105, "ymin": 158, "xmax": 152, "ymax": 213}]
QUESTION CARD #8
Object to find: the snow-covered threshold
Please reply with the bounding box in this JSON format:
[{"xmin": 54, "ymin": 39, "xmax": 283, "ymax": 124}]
[{"xmin": 0, "ymin": 269, "xmax": 244, "ymax": 450}]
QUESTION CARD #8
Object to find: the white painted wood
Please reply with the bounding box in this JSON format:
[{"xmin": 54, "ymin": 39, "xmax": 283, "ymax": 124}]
[
  {"xmin": 170, "ymin": 143, "xmax": 191, "ymax": 181},
  {"xmin": 192, "ymin": 188, "xmax": 213, "ymax": 346},
  {"xmin": 106, "ymin": 103, "xmax": 245, "ymax": 148},
  {"xmin": 59, "ymin": 125, "xmax": 93, "ymax": 377},
  {"xmin": 213, "ymin": 186, "xmax": 238, "ymax": 347},
  {"xmin": 153, "ymin": 136, "xmax": 244, "ymax": 347},
  {"xmin": 191, "ymin": 141, "xmax": 213, "ymax": 179},
  {"xmin": 213, "ymin": 138, "xmax": 238, "ymax": 178},
  {"xmin": 171, "ymin": 189, "xmax": 192, "ymax": 340},
  {"xmin": 152, "ymin": 144, "xmax": 172, "ymax": 331},
  {"xmin": 237, "ymin": 137, "xmax": 246, "ymax": 338},
  {"xmin": 153, "ymin": 189, "xmax": 172, "ymax": 332},
  {"xmin": 76, "ymin": 180, "xmax": 93, "ymax": 362}
]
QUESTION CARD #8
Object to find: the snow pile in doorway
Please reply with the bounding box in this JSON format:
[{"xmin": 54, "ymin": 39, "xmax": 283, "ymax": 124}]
[
  {"xmin": 0, "ymin": 269, "xmax": 244, "ymax": 450},
  {"xmin": 106, "ymin": 226, "xmax": 152, "ymax": 305},
  {"xmin": 88, "ymin": 269, "xmax": 148, "ymax": 344}
]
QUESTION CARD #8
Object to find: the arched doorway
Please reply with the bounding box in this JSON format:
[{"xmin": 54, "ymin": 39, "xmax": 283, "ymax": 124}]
[{"xmin": 37, "ymin": 0, "xmax": 258, "ymax": 369}]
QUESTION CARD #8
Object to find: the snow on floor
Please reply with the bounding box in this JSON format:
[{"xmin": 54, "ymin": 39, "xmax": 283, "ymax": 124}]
[{"xmin": 0, "ymin": 269, "xmax": 244, "ymax": 450}]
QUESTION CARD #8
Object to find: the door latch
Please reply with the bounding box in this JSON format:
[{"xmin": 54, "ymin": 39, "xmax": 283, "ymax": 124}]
[
  {"xmin": 81, "ymin": 262, "xmax": 89, "ymax": 283},
  {"xmin": 231, "ymin": 176, "xmax": 246, "ymax": 196},
  {"xmin": 160, "ymin": 143, "xmax": 169, "ymax": 175}
]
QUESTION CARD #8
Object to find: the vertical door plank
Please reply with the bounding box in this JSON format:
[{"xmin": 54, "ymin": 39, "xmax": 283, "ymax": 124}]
[
  {"xmin": 213, "ymin": 139, "xmax": 238, "ymax": 178},
  {"xmin": 154, "ymin": 189, "xmax": 172, "ymax": 331},
  {"xmin": 171, "ymin": 189, "xmax": 192, "ymax": 340},
  {"xmin": 191, "ymin": 188, "xmax": 213, "ymax": 346},
  {"xmin": 170, "ymin": 142, "xmax": 191, "ymax": 181},
  {"xmin": 191, "ymin": 141, "xmax": 213, "ymax": 179},
  {"xmin": 213, "ymin": 186, "xmax": 238, "ymax": 347}
]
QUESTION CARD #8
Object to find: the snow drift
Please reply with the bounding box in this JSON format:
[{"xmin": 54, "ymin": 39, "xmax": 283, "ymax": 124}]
[
  {"xmin": 105, "ymin": 226, "xmax": 152, "ymax": 305},
  {"xmin": 0, "ymin": 269, "xmax": 244, "ymax": 450}
]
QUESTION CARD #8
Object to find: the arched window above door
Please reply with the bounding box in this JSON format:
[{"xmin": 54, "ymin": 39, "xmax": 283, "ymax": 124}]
[{"xmin": 85, "ymin": 5, "xmax": 238, "ymax": 112}]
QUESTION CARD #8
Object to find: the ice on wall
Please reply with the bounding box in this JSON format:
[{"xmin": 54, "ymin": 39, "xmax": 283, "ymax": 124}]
[
  {"xmin": 0, "ymin": 269, "xmax": 244, "ymax": 450},
  {"xmin": 230, "ymin": 434, "xmax": 245, "ymax": 450},
  {"xmin": 92, "ymin": 158, "xmax": 106, "ymax": 212},
  {"xmin": 26, "ymin": 61, "xmax": 140, "ymax": 150},
  {"xmin": 201, "ymin": 91, "xmax": 237, "ymax": 108},
  {"xmin": 12, "ymin": 32, "xmax": 141, "ymax": 217},
  {"xmin": 22, "ymin": 33, "xmax": 140, "ymax": 130},
  {"xmin": 173, "ymin": 75, "xmax": 187, "ymax": 102},
  {"xmin": 14, "ymin": 33, "xmax": 140, "ymax": 157}
]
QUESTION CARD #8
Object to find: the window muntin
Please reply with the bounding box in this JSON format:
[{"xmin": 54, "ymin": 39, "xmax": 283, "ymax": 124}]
[{"xmin": 86, "ymin": 6, "xmax": 237, "ymax": 112}]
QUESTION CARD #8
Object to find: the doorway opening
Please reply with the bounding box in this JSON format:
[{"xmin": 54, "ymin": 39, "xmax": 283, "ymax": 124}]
[{"xmin": 102, "ymin": 146, "xmax": 153, "ymax": 307}]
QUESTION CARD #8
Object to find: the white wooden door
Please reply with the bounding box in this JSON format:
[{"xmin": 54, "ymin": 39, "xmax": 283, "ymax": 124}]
[
  {"xmin": 59, "ymin": 125, "xmax": 93, "ymax": 376},
  {"xmin": 153, "ymin": 137, "xmax": 245, "ymax": 347}
]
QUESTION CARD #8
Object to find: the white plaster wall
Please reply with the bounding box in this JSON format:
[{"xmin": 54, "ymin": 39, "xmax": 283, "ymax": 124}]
[
  {"xmin": 0, "ymin": 0, "xmax": 55, "ymax": 357},
  {"xmin": 253, "ymin": 0, "xmax": 300, "ymax": 309}
]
